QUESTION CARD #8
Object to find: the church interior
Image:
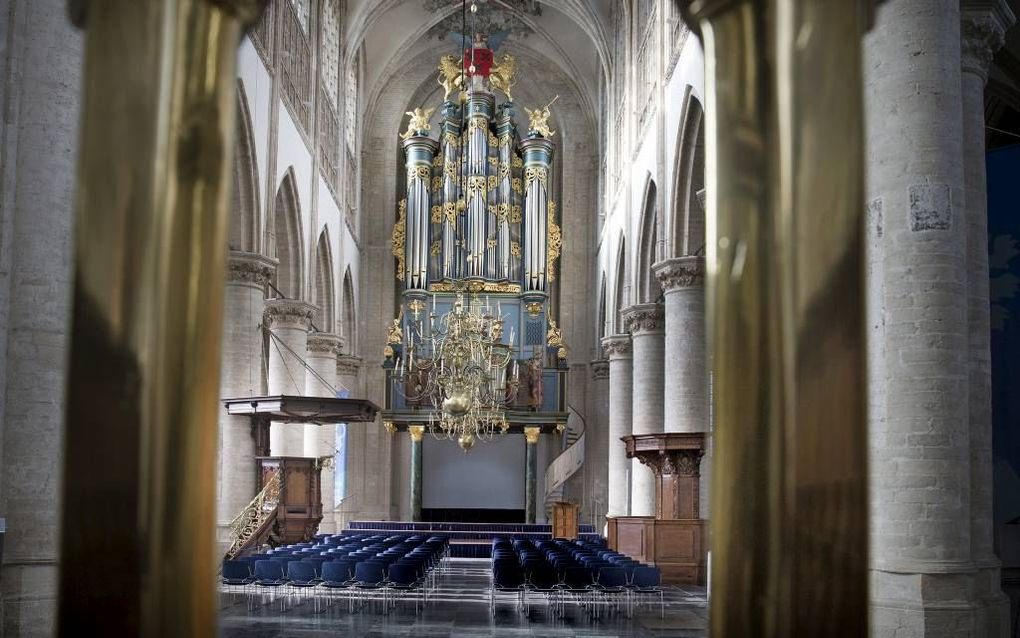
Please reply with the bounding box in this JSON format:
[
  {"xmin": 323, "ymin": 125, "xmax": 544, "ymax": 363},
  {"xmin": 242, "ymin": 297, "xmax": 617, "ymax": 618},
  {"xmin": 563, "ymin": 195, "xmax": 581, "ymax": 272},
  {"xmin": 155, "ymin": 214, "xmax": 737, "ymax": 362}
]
[{"xmin": 3, "ymin": 0, "xmax": 1020, "ymax": 636}]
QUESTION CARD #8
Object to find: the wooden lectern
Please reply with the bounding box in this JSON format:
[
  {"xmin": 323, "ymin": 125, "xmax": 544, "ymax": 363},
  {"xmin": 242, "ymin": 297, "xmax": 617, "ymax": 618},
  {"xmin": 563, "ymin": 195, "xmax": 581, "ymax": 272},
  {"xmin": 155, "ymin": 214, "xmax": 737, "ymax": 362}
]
[
  {"xmin": 606, "ymin": 433, "xmax": 707, "ymax": 584},
  {"xmin": 257, "ymin": 457, "xmax": 323, "ymax": 544},
  {"xmin": 550, "ymin": 501, "xmax": 580, "ymax": 539}
]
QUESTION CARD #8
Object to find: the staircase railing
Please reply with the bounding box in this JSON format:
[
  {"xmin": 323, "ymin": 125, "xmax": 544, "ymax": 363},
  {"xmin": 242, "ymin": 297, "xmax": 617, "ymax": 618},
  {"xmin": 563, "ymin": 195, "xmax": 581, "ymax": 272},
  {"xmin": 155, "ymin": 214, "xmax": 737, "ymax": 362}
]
[
  {"xmin": 544, "ymin": 406, "xmax": 586, "ymax": 519},
  {"xmin": 224, "ymin": 469, "xmax": 281, "ymax": 560}
]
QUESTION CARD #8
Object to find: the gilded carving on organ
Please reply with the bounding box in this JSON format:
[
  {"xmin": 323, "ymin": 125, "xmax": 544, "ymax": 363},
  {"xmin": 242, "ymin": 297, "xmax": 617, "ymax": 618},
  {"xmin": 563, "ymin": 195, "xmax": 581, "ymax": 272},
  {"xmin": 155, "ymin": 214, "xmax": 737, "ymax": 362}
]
[
  {"xmin": 400, "ymin": 107, "xmax": 435, "ymax": 140},
  {"xmin": 437, "ymin": 55, "xmax": 464, "ymax": 100},
  {"xmin": 392, "ymin": 199, "xmax": 407, "ymax": 281}
]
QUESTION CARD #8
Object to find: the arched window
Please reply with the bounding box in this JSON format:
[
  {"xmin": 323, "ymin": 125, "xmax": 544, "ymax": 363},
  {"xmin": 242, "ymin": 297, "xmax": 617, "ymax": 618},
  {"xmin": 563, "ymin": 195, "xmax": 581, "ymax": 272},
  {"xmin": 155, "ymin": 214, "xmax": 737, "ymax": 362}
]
[
  {"xmin": 271, "ymin": 169, "xmax": 304, "ymax": 299},
  {"xmin": 637, "ymin": 178, "xmax": 660, "ymax": 303},
  {"xmin": 341, "ymin": 267, "xmax": 356, "ymax": 354},
  {"xmin": 672, "ymin": 94, "xmax": 706, "ymax": 257},
  {"xmin": 614, "ymin": 237, "xmax": 628, "ymax": 334},
  {"xmin": 312, "ymin": 229, "xmax": 336, "ymax": 333},
  {"xmin": 229, "ymin": 81, "xmax": 260, "ymax": 254}
]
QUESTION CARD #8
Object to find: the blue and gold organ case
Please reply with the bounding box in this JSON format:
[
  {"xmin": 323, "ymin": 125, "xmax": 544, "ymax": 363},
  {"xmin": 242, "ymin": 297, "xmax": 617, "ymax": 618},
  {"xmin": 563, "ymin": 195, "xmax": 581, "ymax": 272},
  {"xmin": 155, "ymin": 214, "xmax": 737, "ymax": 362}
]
[{"xmin": 383, "ymin": 40, "xmax": 567, "ymax": 424}]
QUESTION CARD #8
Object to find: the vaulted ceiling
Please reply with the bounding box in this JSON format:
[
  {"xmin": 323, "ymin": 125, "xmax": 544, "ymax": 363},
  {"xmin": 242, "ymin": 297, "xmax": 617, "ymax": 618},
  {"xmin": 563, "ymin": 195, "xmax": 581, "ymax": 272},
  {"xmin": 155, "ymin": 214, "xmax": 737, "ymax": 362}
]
[{"xmin": 344, "ymin": 0, "xmax": 614, "ymax": 128}]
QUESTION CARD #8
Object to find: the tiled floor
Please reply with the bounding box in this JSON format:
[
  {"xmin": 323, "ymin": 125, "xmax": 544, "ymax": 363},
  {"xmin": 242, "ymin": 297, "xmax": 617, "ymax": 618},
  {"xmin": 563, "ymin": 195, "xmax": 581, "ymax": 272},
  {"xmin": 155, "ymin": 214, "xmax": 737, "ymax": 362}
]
[{"xmin": 218, "ymin": 559, "xmax": 709, "ymax": 637}]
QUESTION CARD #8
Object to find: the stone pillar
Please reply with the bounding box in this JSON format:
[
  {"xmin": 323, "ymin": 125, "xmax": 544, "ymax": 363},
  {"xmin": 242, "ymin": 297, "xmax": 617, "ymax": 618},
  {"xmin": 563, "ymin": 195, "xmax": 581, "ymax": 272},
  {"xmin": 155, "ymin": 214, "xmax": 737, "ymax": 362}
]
[
  {"xmin": 335, "ymin": 355, "xmax": 362, "ymax": 531},
  {"xmin": 654, "ymin": 257, "xmax": 707, "ymax": 433},
  {"xmin": 217, "ymin": 253, "xmax": 275, "ymax": 547},
  {"xmin": 408, "ymin": 425, "xmax": 424, "ymax": 522},
  {"xmin": 865, "ymin": 2, "xmax": 982, "ymax": 634},
  {"xmin": 623, "ymin": 304, "xmax": 665, "ymax": 517},
  {"xmin": 654, "ymin": 257, "xmax": 710, "ymax": 520},
  {"xmin": 305, "ymin": 332, "xmax": 343, "ymax": 534},
  {"xmin": 0, "ymin": 1, "xmax": 81, "ymax": 632},
  {"xmin": 602, "ymin": 335, "xmax": 633, "ymax": 518},
  {"xmin": 264, "ymin": 299, "xmax": 314, "ymax": 456},
  {"xmin": 589, "ymin": 359, "xmax": 610, "ymax": 520},
  {"xmin": 524, "ymin": 426, "xmax": 541, "ymax": 524},
  {"xmin": 962, "ymin": 3, "xmax": 1014, "ymax": 633}
]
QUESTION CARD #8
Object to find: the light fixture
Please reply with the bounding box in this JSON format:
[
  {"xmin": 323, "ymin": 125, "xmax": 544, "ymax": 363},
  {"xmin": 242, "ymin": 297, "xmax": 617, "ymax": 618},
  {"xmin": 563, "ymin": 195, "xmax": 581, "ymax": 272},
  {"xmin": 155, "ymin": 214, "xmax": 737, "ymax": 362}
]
[{"xmin": 392, "ymin": 293, "xmax": 519, "ymax": 450}]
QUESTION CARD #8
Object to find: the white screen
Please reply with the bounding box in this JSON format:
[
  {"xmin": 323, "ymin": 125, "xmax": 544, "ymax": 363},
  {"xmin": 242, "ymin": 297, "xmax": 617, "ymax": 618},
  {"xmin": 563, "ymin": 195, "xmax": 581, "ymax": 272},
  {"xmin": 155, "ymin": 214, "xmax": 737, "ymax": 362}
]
[{"xmin": 422, "ymin": 433, "xmax": 526, "ymax": 510}]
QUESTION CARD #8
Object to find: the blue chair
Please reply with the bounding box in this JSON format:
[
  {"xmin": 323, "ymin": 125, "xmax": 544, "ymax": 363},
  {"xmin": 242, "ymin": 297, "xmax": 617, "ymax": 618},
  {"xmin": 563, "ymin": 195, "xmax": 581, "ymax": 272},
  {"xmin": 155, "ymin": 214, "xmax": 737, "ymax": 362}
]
[
  {"xmin": 592, "ymin": 566, "xmax": 628, "ymax": 619},
  {"xmin": 387, "ymin": 563, "xmax": 421, "ymax": 613},
  {"xmin": 321, "ymin": 561, "xmax": 355, "ymax": 612},
  {"xmin": 287, "ymin": 561, "xmax": 321, "ymax": 612},
  {"xmin": 628, "ymin": 566, "xmax": 663, "ymax": 618},
  {"xmin": 353, "ymin": 561, "xmax": 388, "ymax": 611}
]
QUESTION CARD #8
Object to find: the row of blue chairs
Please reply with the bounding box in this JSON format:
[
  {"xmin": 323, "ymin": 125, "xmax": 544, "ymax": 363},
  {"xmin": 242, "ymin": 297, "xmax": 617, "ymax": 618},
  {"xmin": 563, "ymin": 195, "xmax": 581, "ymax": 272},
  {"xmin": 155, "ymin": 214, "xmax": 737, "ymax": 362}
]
[
  {"xmin": 346, "ymin": 521, "xmax": 598, "ymax": 534},
  {"xmin": 222, "ymin": 533, "xmax": 448, "ymax": 614},
  {"xmin": 490, "ymin": 537, "xmax": 663, "ymax": 618}
]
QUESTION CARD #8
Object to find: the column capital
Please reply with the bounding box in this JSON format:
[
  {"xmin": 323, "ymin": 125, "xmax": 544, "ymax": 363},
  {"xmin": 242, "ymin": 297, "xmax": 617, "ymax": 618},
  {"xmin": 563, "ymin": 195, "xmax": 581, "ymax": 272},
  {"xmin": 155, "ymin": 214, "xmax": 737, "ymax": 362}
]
[
  {"xmin": 601, "ymin": 334, "xmax": 632, "ymax": 359},
  {"xmin": 263, "ymin": 299, "xmax": 315, "ymax": 330},
  {"xmin": 654, "ymin": 256, "xmax": 705, "ymax": 293},
  {"xmin": 408, "ymin": 425, "xmax": 425, "ymax": 442},
  {"xmin": 961, "ymin": 1, "xmax": 1015, "ymax": 81},
  {"xmin": 227, "ymin": 251, "xmax": 277, "ymax": 287},
  {"xmin": 336, "ymin": 355, "xmax": 362, "ymax": 377},
  {"xmin": 523, "ymin": 426, "xmax": 541, "ymax": 444},
  {"xmin": 307, "ymin": 332, "xmax": 344, "ymax": 356},
  {"xmin": 590, "ymin": 359, "xmax": 609, "ymax": 380},
  {"xmin": 623, "ymin": 303, "xmax": 665, "ymax": 335}
]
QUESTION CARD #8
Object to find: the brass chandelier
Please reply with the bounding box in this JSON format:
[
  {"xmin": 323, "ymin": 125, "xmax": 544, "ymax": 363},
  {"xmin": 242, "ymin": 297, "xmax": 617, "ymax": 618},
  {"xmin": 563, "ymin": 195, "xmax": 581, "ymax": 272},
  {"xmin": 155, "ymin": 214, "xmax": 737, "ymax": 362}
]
[{"xmin": 391, "ymin": 293, "xmax": 520, "ymax": 450}]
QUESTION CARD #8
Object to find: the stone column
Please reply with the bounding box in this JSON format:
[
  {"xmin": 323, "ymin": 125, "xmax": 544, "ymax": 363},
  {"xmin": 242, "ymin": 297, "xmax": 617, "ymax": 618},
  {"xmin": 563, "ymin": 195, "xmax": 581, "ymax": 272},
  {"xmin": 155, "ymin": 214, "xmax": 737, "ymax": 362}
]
[
  {"xmin": 589, "ymin": 359, "xmax": 610, "ymax": 520},
  {"xmin": 962, "ymin": 3, "xmax": 1014, "ymax": 633},
  {"xmin": 335, "ymin": 355, "xmax": 362, "ymax": 531},
  {"xmin": 865, "ymin": 2, "xmax": 982, "ymax": 634},
  {"xmin": 623, "ymin": 304, "xmax": 665, "ymax": 517},
  {"xmin": 602, "ymin": 335, "xmax": 633, "ymax": 518},
  {"xmin": 264, "ymin": 299, "xmax": 314, "ymax": 456},
  {"xmin": 654, "ymin": 257, "xmax": 711, "ymax": 519},
  {"xmin": 524, "ymin": 426, "xmax": 541, "ymax": 524},
  {"xmin": 217, "ymin": 253, "xmax": 275, "ymax": 547},
  {"xmin": 653, "ymin": 257, "xmax": 707, "ymax": 433},
  {"xmin": 305, "ymin": 332, "xmax": 343, "ymax": 534},
  {"xmin": 0, "ymin": 1, "xmax": 81, "ymax": 632},
  {"xmin": 408, "ymin": 425, "xmax": 424, "ymax": 522}
]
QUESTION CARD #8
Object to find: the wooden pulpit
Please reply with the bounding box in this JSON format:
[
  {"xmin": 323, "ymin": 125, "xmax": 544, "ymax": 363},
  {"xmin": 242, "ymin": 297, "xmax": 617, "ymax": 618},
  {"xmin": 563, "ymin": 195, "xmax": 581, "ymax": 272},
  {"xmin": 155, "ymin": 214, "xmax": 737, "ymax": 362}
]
[
  {"xmin": 257, "ymin": 457, "xmax": 323, "ymax": 544},
  {"xmin": 550, "ymin": 501, "xmax": 580, "ymax": 539},
  {"xmin": 607, "ymin": 433, "xmax": 707, "ymax": 585}
]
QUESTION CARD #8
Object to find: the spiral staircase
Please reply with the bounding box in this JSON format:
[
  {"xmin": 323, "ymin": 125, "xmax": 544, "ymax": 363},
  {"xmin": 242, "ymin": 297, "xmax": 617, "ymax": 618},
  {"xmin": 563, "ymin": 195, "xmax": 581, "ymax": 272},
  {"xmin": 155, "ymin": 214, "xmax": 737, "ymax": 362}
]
[{"xmin": 543, "ymin": 406, "xmax": 586, "ymax": 521}]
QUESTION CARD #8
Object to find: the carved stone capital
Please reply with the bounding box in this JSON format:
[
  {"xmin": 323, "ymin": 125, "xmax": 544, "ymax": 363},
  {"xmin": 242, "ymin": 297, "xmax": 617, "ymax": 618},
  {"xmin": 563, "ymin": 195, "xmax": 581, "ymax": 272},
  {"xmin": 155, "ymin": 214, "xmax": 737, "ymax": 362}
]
[
  {"xmin": 601, "ymin": 334, "xmax": 632, "ymax": 360},
  {"xmin": 623, "ymin": 303, "xmax": 665, "ymax": 335},
  {"xmin": 961, "ymin": 2, "xmax": 1015, "ymax": 81},
  {"xmin": 336, "ymin": 355, "xmax": 363, "ymax": 377},
  {"xmin": 307, "ymin": 333, "xmax": 344, "ymax": 356},
  {"xmin": 263, "ymin": 299, "xmax": 315, "ymax": 330},
  {"xmin": 227, "ymin": 251, "xmax": 277, "ymax": 287},
  {"xmin": 654, "ymin": 256, "xmax": 705, "ymax": 292},
  {"xmin": 590, "ymin": 360, "xmax": 609, "ymax": 380}
]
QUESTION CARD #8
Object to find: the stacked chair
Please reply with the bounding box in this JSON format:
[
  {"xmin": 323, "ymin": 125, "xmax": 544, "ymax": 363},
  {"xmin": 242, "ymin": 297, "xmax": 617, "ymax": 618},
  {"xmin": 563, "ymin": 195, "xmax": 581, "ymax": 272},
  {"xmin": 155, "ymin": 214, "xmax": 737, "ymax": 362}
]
[
  {"xmin": 221, "ymin": 533, "xmax": 448, "ymax": 614},
  {"xmin": 489, "ymin": 537, "xmax": 662, "ymax": 619}
]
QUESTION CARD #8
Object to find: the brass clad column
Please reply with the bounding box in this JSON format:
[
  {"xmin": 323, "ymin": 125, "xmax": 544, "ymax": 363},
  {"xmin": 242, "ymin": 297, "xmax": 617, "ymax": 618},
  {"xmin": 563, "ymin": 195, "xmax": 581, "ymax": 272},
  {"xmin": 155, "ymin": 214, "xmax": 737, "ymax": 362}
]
[
  {"xmin": 684, "ymin": 0, "xmax": 870, "ymax": 635},
  {"xmin": 524, "ymin": 426, "xmax": 541, "ymax": 524},
  {"xmin": 59, "ymin": 0, "xmax": 265, "ymax": 634},
  {"xmin": 408, "ymin": 425, "xmax": 425, "ymax": 522}
]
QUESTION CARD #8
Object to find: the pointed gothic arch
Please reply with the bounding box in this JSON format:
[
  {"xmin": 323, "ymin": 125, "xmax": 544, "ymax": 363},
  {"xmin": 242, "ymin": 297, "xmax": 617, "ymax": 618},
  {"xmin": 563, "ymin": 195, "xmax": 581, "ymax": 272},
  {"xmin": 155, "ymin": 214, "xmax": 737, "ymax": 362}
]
[
  {"xmin": 671, "ymin": 92, "xmax": 706, "ymax": 257},
  {"xmin": 312, "ymin": 228, "xmax": 337, "ymax": 333},
  {"xmin": 341, "ymin": 267, "xmax": 356, "ymax": 354},
  {"xmin": 636, "ymin": 176, "xmax": 660, "ymax": 303},
  {"xmin": 230, "ymin": 80, "xmax": 260, "ymax": 253},
  {"xmin": 597, "ymin": 272, "xmax": 607, "ymax": 343},
  {"xmin": 271, "ymin": 168, "xmax": 304, "ymax": 299},
  {"xmin": 613, "ymin": 235, "xmax": 628, "ymax": 334}
]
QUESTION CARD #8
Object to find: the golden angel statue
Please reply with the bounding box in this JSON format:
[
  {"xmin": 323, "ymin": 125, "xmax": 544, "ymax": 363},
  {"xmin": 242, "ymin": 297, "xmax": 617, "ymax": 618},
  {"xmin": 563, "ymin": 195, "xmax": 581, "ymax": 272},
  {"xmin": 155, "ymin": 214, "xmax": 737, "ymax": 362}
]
[
  {"xmin": 437, "ymin": 55, "xmax": 465, "ymax": 101},
  {"xmin": 387, "ymin": 317, "xmax": 403, "ymax": 344},
  {"xmin": 399, "ymin": 107, "xmax": 435, "ymax": 141},
  {"xmin": 525, "ymin": 96, "xmax": 558, "ymax": 138},
  {"xmin": 546, "ymin": 318, "xmax": 564, "ymax": 348},
  {"xmin": 489, "ymin": 53, "xmax": 518, "ymax": 102}
]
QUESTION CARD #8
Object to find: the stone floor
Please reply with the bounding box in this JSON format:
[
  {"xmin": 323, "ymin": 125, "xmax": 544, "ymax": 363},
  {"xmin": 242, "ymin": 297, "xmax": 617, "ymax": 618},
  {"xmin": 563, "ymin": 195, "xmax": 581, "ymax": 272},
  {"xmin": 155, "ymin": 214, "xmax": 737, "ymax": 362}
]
[{"xmin": 218, "ymin": 558, "xmax": 709, "ymax": 637}]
